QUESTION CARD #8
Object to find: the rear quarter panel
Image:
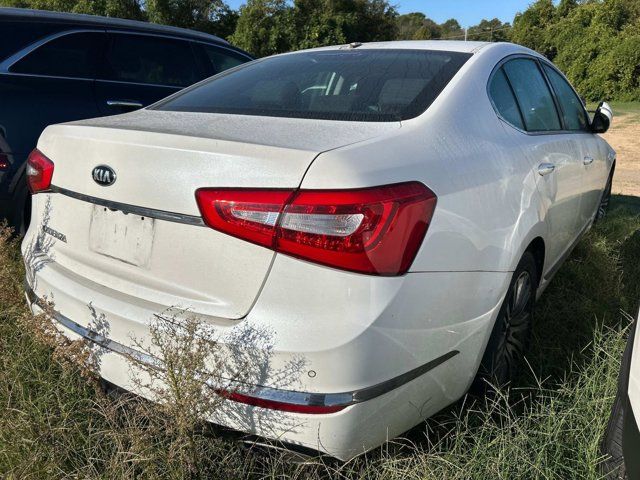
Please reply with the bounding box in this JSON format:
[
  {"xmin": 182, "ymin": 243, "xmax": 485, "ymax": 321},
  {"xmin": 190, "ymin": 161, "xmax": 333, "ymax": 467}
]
[{"xmin": 301, "ymin": 43, "xmax": 545, "ymax": 274}]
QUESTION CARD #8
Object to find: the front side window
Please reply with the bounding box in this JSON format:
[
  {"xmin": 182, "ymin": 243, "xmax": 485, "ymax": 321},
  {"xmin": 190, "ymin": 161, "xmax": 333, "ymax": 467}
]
[
  {"xmin": 542, "ymin": 64, "xmax": 589, "ymax": 131},
  {"xmin": 10, "ymin": 31, "xmax": 105, "ymax": 79},
  {"xmin": 155, "ymin": 49, "xmax": 472, "ymax": 122},
  {"xmin": 502, "ymin": 58, "xmax": 561, "ymax": 132},
  {"xmin": 103, "ymin": 34, "xmax": 200, "ymax": 87}
]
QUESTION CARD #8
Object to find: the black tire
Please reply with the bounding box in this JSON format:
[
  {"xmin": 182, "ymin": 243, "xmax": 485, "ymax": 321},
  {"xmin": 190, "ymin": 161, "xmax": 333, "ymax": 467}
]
[
  {"xmin": 474, "ymin": 252, "xmax": 537, "ymax": 391},
  {"xmin": 595, "ymin": 167, "xmax": 614, "ymax": 223},
  {"xmin": 601, "ymin": 322, "xmax": 635, "ymax": 480}
]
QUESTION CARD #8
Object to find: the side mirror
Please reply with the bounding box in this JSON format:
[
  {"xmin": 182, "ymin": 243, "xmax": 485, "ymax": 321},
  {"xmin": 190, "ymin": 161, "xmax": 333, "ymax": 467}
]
[{"xmin": 591, "ymin": 101, "xmax": 613, "ymax": 133}]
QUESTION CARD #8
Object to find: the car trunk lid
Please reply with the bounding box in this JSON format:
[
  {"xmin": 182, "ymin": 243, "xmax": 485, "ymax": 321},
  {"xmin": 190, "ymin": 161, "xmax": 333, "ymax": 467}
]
[{"xmin": 32, "ymin": 111, "xmax": 399, "ymax": 320}]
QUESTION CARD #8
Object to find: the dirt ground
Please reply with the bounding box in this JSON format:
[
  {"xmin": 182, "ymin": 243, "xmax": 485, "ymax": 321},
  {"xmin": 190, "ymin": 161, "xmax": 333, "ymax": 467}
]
[{"xmin": 602, "ymin": 114, "xmax": 640, "ymax": 196}]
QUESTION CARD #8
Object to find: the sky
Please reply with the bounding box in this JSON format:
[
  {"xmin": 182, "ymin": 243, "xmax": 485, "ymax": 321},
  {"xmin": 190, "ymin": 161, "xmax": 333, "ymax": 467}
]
[{"xmin": 224, "ymin": 0, "xmax": 537, "ymax": 28}]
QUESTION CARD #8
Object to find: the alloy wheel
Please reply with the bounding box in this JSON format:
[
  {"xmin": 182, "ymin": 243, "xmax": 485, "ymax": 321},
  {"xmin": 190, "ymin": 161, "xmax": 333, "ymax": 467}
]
[{"xmin": 493, "ymin": 270, "xmax": 533, "ymax": 382}]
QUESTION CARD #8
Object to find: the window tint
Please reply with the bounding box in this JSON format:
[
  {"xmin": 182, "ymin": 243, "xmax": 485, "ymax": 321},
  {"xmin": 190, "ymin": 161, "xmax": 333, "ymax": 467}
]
[
  {"xmin": 103, "ymin": 34, "xmax": 199, "ymax": 87},
  {"xmin": 489, "ymin": 68, "xmax": 524, "ymax": 130},
  {"xmin": 10, "ymin": 32, "xmax": 104, "ymax": 79},
  {"xmin": 502, "ymin": 58, "xmax": 561, "ymax": 132},
  {"xmin": 155, "ymin": 49, "xmax": 472, "ymax": 122},
  {"xmin": 542, "ymin": 64, "xmax": 588, "ymax": 131},
  {"xmin": 202, "ymin": 45, "xmax": 249, "ymax": 74}
]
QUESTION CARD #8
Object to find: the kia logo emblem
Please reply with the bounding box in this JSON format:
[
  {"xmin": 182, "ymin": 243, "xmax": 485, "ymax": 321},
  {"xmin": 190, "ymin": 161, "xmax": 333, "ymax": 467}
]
[{"xmin": 92, "ymin": 165, "xmax": 117, "ymax": 186}]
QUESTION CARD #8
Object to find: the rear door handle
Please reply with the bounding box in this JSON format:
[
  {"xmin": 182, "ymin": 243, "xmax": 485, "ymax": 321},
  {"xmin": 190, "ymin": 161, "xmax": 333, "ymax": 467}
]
[
  {"xmin": 538, "ymin": 163, "xmax": 556, "ymax": 176},
  {"xmin": 583, "ymin": 155, "xmax": 594, "ymax": 166},
  {"xmin": 106, "ymin": 100, "xmax": 143, "ymax": 109}
]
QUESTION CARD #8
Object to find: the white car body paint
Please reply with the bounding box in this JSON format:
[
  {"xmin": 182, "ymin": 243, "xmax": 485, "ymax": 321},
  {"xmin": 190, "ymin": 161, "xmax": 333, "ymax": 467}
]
[
  {"xmin": 629, "ymin": 311, "xmax": 640, "ymax": 422},
  {"xmin": 22, "ymin": 40, "xmax": 615, "ymax": 460}
]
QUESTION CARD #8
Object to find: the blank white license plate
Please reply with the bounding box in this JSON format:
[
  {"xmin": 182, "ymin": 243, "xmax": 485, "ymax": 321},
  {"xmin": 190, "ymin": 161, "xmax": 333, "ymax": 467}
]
[{"xmin": 89, "ymin": 205, "xmax": 155, "ymax": 268}]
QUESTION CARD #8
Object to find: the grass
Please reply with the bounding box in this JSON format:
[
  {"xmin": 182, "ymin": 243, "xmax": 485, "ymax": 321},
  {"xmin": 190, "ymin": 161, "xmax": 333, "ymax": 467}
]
[{"xmin": 1, "ymin": 196, "xmax": 640, "ymax": 479}]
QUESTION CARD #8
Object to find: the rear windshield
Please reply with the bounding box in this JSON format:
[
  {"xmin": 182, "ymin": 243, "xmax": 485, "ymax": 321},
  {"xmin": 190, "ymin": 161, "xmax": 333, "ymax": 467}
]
[{"xmin": 154, "ymin": 49, "xmax": 471, "ymax": 122}]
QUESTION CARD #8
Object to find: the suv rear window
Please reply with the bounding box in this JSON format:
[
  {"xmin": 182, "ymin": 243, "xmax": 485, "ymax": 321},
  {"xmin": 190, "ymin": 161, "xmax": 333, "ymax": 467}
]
[{"xmin": 155, "ymin": 49, "xmax": 471, "ymax": 122}]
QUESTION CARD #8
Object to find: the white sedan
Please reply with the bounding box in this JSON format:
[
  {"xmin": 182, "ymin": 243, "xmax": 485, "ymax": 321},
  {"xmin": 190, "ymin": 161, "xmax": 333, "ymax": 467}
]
[{"xmin": 23, "ymin": 40, "xmax": 615, "ymax": 460}]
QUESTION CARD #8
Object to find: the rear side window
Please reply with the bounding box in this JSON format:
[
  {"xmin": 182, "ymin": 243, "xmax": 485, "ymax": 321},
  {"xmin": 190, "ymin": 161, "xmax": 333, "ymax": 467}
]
[
  {"xmin": 201, "ymin": 44, "xmax": 249, "ymax": 74},
  {"xmin": 103, "ymin": 34, "xmax": 200, "ymax": 87},
  {"xmin": 502, "ymin": 58, "xmax": 561, "ymax": 132},
  {"xmin": 542, "ymin": 64, "xmax": 589, "ymax": 131},
  {"xmin": 488, "ymin": 68, "xmax": 525, "ymax": 130},
  {"xmin": 0, "ymin": 21, "xmax": 65, "ymax": 62},
  {"xmin": 155, "ymin": 49, "xmax": 472, "ymax": 122},
  {"xmin": 10, "ymin": 31, "xmax": 105, "ymax": 79}
]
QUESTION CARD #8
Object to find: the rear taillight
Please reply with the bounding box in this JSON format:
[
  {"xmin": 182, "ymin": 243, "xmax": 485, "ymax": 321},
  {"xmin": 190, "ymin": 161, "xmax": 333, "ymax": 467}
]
[
  {"xmin": 196, "ymin": 182, "xmax": 436, "ymax": 276},
  {"xmin": 217, "ymin": 389, "xmax": 347, "ymax": 414},
  {"xmin": 26, "ymin": 149, "xmax": 54, "ymax": 193}
]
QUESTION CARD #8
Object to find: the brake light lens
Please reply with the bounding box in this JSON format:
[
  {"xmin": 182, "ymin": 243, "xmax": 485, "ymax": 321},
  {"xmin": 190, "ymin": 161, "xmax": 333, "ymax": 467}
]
[
  {"xmin": 26, "ymin": 149, "xmax": 54, "ymax": 193},
  {"xmin": 217, "ymin": 389, "xmax": 347, "ymax": 414},
  {"xmin": 196, "ymin": 182, "xmax": 436, "ymax": 276}
]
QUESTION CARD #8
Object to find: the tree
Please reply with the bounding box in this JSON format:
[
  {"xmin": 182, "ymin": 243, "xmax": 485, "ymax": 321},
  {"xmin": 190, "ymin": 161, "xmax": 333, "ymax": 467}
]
[
  {"xmin": 510, "ymin": 0, "xmax": 556, "ymax": 58},
  {"xmin": 0, "ymin": 0, "xmax": 145, "ymax": 19},
  {"xmin": 467, "ymin": 18, "xmax": 510, "ymax": 42},
  {"xmin": 228, "ymin": 0, "xmax": 292, "ymax": 57},
  {"xmin": 556, "ymin": 0, "xmax": 577, "ymax": 19},
  {"xmin": 145, "ymin": 0, "xmax": 238, "ymax": 37},
  {"xmin": 440, "ymin": 18, "xmax": 464, "ymax": 39},
  {"xmin": 291, "ymin": 0, "xmax": 397, "ymax": 50},
  {"xmin": 412, "ymin": 17, "xmax": 441, "ymax": 40},
  {"xmin": 231, "ymin": 0, "xmax": 397, "ymax": 56},
  {"xmin": 395, "ymin": 12, "xmax": 427, "ymax": 40}
]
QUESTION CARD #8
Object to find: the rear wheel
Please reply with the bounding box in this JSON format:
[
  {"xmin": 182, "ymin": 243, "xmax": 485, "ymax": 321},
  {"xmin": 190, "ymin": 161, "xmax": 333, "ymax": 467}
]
[{"xmin": 474, "ymin": 253, "xmax": 537, "ymax": 390}]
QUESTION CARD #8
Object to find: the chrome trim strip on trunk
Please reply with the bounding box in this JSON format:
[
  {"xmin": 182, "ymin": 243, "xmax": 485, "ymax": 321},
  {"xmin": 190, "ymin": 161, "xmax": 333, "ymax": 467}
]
[
  {"xmin": 50, "ymin": 185, "xmax": 205, "ymax": 226},
  {"xmin": 25, "ymin": 284, "xmax": 459, "ymax": 409}
]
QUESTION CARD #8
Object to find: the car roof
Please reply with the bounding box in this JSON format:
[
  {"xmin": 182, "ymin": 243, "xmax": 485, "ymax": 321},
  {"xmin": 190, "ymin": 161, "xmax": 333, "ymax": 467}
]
[
  {"xmin": 0, "ymin": 7, "xmax": 229, "ymax": 45},
  {"xmin": 301, "ymin": 40, "xmax": 493, "ymax": 54}
]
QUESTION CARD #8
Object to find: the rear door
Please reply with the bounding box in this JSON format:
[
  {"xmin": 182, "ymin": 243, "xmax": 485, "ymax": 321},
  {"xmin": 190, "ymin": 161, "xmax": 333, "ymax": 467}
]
[
  {"xmin": 492, "ymin": 57, "xmax": 584, "ymax": 272},
  {"xmin": 94, "ymin": 32, "xmax": 204, "ymax": 115},
  {"xmin": 541, "ymin": 62, "xmax": 607, "ymax": 228}
]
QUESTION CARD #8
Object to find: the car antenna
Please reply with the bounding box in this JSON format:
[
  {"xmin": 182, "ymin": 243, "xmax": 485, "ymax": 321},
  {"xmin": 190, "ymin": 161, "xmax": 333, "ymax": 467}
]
[{"xmin": 341, "ymin": 42, "xmax": 362, "ymax": 49}]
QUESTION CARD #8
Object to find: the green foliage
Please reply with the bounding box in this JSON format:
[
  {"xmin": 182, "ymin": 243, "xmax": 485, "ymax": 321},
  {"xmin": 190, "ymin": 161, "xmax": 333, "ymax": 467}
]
[
  {"xmin": 511, "ymin": 0, "xmax": 556, "ymax": 57},
  {"xmin": 466, "ymin": 18, "xmax": 510, "ymax": 42},
  {"xmin": 228, "ymin": 0, "xmax": 292, "ymax": 57},
  {"xmin": 145, "ymin": 0, "xmax": 238, "ymax": 38},
  {"xmin": 230, "ymin": 0, "xmax": 397, "ymax": 57},
  {"xmin": 0, "ymin": 0, "xmax": 145, "ymax": 20},
  {"xmin": 511, "ymin": 0, "xmax": 640, "ymax": 101},
  {"xmin": 395, "ymin": 14, "xmax": 465, "ymax": 40}
]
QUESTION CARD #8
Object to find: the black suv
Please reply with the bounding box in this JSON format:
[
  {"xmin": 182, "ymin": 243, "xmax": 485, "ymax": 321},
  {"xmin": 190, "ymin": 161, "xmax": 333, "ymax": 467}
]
[{"xmin": 0, "ymin": 8, "xmax": 253, "ymax": 233}]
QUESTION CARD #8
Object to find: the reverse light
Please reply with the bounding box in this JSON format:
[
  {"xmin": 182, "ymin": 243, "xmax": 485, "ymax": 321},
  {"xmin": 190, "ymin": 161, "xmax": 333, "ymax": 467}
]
[
  {"xmin": 26, "ymin": 149, "xmax": 54, "ymax": 193},
  {"xmin": 196, "ymin": 182, "xmax": 436, "ymax": 276}
]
